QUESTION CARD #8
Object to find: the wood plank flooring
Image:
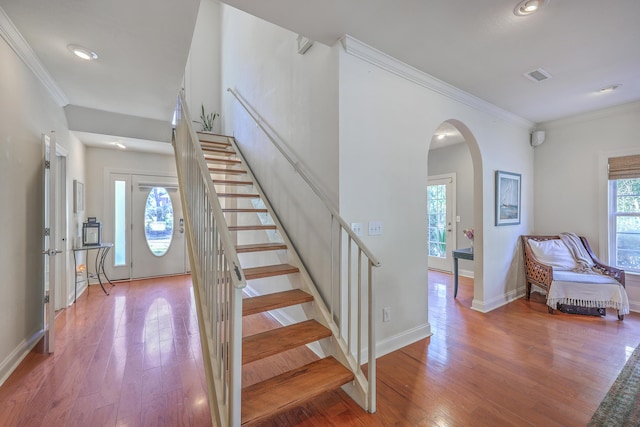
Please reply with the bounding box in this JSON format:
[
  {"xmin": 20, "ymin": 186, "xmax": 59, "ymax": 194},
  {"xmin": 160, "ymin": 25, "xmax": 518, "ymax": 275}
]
[
  {"xmin": 0, "ymin": 275, "xmax": 211, "ymax": 427},
  {"xmin": 1, "ymin": 271, "xmax": 639, "ymax": 426}
]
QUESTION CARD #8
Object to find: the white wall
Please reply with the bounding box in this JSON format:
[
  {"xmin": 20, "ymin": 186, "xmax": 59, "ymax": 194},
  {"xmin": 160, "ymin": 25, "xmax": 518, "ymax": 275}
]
[
  {"xmin": 217, "ymin": 6, "xmax": 535, "ymax": 355},
  {"xmin": 220, "ymin": 6, "xmax": 339, "ymax": 297},
  {"xmin": 184, "ymin": 0, "xmax": 222, "ymax": 131},
  {"xmin": 0, "ymin": 36, "xmax": 85, "ymax": 384},
  {"xmin": 534, "ymin": 101, "xmax": 640, "ymax": 310},
  {"xmin": 338, "ymin": 41, "xmax": 534, "ymax": 352}
]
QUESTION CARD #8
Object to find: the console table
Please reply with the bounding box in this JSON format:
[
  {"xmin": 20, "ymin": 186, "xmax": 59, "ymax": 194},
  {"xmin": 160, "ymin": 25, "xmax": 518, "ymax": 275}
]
[
  {"xmin": 452, "ymin": 247, "xmax": 473, "ymax": 298},
  {"xmin": 72, "ymin": 243, "xmax": 114, "ymax": 302}
]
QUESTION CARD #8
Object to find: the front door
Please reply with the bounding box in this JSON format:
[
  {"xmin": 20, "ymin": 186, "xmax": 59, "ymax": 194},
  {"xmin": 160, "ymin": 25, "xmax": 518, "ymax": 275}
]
[
  {"xmin": 131, "ymin": 175, "xmax": 186, "ymax": 278},
  {"xmin": 427, "ymin": 175, "xmax": 455, "ymax": 272}
]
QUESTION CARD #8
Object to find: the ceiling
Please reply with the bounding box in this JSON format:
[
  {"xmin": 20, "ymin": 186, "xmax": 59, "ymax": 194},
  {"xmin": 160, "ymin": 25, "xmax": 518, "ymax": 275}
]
[
  {"xmin": 0, "ymin": 0, "xmax": 200, "ymax": 150},
  {"xmin": 224, "ymin": 0, "xmax": 640, "ymax": 124},
  {"xmin": 1, "ymin": 0, "xmax": 638, "ymax": 152}
]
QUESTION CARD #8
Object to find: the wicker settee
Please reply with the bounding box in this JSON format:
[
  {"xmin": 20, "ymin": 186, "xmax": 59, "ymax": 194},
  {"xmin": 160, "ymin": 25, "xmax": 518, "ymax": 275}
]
[{"xmin": 521, "ymin": 235, "xmax": 628, "ymax": 320}]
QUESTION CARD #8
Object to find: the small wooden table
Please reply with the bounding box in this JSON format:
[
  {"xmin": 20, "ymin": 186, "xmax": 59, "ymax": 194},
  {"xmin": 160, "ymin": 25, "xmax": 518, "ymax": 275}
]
[{"xmin": 452, "ymin": 247, "xmax": 473, "ymax": 298}]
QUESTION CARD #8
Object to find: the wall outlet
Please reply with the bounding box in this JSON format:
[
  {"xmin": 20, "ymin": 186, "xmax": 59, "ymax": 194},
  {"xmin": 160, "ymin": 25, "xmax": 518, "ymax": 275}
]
[
  {"xmin": 368, "ymin": 221, "xmax": 383, "ymax": 236},
  {"xmin": 382, "ymin": 307, "xmax": 391, "ymax": 322},
  {"xmin": 350, "ymin": 222, "xmax": 362, "ymax": 236}
]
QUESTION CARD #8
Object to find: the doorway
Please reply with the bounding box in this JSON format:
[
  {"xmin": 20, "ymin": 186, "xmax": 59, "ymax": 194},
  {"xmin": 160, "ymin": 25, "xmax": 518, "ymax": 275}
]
[
  {"xmin": 427, "ymin": 121, "xmax": 476, "ymax": 301},
  {"xmin": 427, "ymin": 174, "xmax": 456, "ymax": 272},
  {"xmin": 106, "ymin": 172, "xmax": 187, "ymax": 280}
]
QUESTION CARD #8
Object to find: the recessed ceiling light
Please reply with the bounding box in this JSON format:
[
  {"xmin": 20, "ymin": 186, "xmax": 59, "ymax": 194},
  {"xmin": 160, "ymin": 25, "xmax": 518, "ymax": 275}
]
[
  {"xmin": 436, "ymin": 134, "xmax": 446, "ymax": 140},
  {"xmin": 599, "ymin": 84, "xmax": 621, "ymax": 93},
  {"xmin": 514, "ymin": 0, "xmax": 547, "ymax": 16},
  {"xmin": 67, "ymin": 44, "xmax": 98, "ymax": 61}
]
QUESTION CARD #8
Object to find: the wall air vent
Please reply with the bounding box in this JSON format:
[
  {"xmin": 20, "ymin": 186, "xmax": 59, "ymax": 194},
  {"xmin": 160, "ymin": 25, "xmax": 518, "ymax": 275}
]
[{"xmin": 524, "ymin": 68, "xmax": 552, "ymax": 83}]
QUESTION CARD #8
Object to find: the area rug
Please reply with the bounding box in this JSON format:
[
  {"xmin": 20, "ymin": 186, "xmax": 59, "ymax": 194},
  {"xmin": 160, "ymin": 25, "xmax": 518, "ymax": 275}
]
[{"xmin": 588, "ymin": 344, "xmax": 640, "ymax": 426}]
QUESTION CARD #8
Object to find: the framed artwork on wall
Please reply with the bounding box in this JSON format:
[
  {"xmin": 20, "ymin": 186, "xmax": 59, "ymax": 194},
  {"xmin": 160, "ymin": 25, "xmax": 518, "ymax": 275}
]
[
  {"xmin": 73, "ymin": 179, "xmax": 84, "ymax": 213},
  {"xmin": 495, "ymin": 170, "xmax": 521, "ymax": 226}
]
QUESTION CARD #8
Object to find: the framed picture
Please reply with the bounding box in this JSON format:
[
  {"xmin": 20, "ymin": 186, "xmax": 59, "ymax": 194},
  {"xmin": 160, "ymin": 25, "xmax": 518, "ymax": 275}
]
[
  {"xmin": 73, "ymin": 180, "xmax": 84, "ymax": 213},
  {"xmin": 495, "ymin": 170, "xmax": 521, "ymax": 226}
]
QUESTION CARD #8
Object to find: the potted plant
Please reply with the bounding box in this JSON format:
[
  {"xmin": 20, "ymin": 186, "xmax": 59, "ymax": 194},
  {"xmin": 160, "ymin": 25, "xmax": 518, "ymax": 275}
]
[{"xmin": 196, "ymin": 104, "xmax": 219, "ymax": 132}]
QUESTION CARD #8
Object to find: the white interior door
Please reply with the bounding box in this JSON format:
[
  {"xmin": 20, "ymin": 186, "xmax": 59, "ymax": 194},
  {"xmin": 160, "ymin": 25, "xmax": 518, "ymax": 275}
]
[
  {"xmin": 42, "ymin": 133, "xmax": 60, "ymax": 353},
  {"xmin": 427, "ymin": 174, "xmax": 456, "ymax": 272},
  {"xmin": 131, "ymin": 175, "xmax": 186, "ymax": 278},
  {"xmin": 54, "ymin": 152, "xmax": 67, "ymax": 309}
]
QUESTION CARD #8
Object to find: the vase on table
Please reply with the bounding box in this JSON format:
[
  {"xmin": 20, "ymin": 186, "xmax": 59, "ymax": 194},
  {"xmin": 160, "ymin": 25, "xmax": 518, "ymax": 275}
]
[{"xmin": 470, "ymin": 240, "xmax": 474, "ymax": 253}]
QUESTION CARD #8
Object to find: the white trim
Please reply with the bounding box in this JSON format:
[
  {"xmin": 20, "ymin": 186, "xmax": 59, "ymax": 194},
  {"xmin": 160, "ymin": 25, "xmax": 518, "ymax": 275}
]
[
  {"xmin": 340, "ymin": 35, "xmax": 533, "ymax": 129},
  {"xmin": 374, "ymin": 323, "xmax": 432, "ymax": 359},
  {"xmin": 540, "ymin": 101, "xmax": 640, "ymax": 130},
  {"xmin": 471, "ymin": 288, "xmax": 524, "ymax": 313},
  {"xmin": 0, "ymin": 329, "xmax": 45, "ymax": 387},
  {"xmin": 458, "ymin": 268, "xmax": 474, "ymax": 279},
  {"xmin": 0, "ymin": 7, "xmax": 68, "ymax": 106}
]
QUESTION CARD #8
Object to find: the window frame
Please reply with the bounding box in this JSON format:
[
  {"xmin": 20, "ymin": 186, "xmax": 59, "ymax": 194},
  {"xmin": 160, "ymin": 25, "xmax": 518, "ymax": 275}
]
[{"xmin": 608, "ymin": 178, "xmax": 640, "ymax": 273}]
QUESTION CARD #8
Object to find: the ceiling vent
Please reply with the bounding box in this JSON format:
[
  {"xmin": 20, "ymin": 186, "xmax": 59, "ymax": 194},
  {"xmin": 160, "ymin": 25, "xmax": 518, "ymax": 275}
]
[{"xmin": 524, "ymin": 68, "xmax": 552, "ymax": 83}]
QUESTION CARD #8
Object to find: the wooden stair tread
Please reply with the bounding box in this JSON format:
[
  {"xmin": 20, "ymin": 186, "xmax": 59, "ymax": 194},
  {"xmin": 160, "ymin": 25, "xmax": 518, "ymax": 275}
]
[
  {"xmin": 223, "ymin": 208, "xmax": 268, "ymax": 213},
  {"xmin": 218, "ymin": 193, "xmax": 260, "ymax": 198},
  {"xmin": 242, "ymin": 320, "xmax": 330, "ymax": 365},
  {"xmin": 205, "ymin": 157, "xmax": 242, "ymax": 165},
  {"xmin": 236, "ymin": 242, "xmax": 287, "ymax": 253},
  {"xmin": 201, "ymin": 146, "xmax": 235, "ymax": 155},
  {"xmin": 229, "ymin": 225, "xmax": 277, "ymax": 231},
  {"xmin": 243, "ymin": 263, "xmax": 299, "ymax": 280},
  {"xmin": 209, "ymin": 167, "xmax": 247, "ymax": 175},
  {"xmin": 243, "ymin": 289, "xmax": 313, "ymax": 316},
  {"xmin": 200, "ymin": 142, "xmax": 231, "ymax": 150},
  {"xmin": 213, "ymin": 179, "xmax": 253, "ymax": 186},
  {"xmin": 241, "ymin": 356, "xmax": 353, "ymax": 426}
]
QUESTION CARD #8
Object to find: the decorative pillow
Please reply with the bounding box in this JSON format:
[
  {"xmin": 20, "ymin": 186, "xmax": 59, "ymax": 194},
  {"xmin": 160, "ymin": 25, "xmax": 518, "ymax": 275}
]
[{"xmin": 528, "ymin": 239, "xmax": 577, "ymax": 270}]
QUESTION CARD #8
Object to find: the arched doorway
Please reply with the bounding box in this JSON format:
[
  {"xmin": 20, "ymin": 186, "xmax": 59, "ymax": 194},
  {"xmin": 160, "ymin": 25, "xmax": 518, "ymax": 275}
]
[{"xmin": 427, "ymin": 119, "xmax": 483, "ymax": 306}]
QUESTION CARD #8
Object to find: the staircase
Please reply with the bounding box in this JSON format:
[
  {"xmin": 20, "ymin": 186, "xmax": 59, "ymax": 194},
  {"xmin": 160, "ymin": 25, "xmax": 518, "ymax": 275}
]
[
  {"xmin": 199, "ymin": 132, "xmax": 353, "ymax": 425},
  {"xmin": 173, "ymin": 93, "xmax": 378, "ymax": 427}
]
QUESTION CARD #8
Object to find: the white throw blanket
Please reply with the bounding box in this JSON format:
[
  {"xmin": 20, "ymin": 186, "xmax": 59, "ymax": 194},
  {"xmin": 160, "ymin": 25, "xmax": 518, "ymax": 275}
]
[
  {"xmin": 547, "ymin": 271, "xmax": 630, "ymax": 315},
  {"xmin": 559, "ymin": 232, "xmax": 597, "ymax": 273}
]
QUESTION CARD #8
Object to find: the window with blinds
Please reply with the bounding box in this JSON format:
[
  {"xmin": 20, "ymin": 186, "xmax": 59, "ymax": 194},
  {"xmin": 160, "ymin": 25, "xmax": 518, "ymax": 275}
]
[{"xmin": 608, "ymin": 154, "xmax": 640, "ymax": 272}]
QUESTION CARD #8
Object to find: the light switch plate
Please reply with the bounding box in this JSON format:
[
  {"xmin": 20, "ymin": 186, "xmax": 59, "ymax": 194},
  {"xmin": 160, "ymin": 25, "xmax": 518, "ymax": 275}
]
[
  {"xmin": 351, "ymin": 222, "xmax": 362, "ymax": 236},
  {"xmin": 368, "ymin": 221, "xmax": 383, "ymax": 236}
]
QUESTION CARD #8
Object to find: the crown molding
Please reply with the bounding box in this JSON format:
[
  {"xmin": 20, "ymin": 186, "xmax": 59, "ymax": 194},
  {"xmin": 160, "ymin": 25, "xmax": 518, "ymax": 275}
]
[
  {"xmin": 539, "ymin": 100, "xmax": 640, "ymax": 130},
  {"xmin": 0, "ymin": 7, "xmax": 68, "ymax": 107},
  {"xmin": 340, "ymin": 35, "xmax": 533, "ymax": 129}
]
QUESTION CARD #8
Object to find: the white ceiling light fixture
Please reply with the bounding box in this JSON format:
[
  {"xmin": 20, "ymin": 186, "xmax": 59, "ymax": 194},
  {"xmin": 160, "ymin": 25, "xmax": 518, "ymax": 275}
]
[
  {"xmin": 436, "ymin": 134, "xmax": 446, "ymax": 140},
  {"xmin": 598, "ymin": 84, "xmax": 621, "ymax": 94},
  {"xmin": 514, "ymin": 0, "xmax": 547, "ymax": 16},
  {"xmin": 67, "ymin": 44, "xmax": 98, "ymax": 61}
]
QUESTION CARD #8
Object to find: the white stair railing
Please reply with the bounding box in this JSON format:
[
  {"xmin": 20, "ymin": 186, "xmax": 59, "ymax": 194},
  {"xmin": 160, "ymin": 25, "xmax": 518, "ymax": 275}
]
[
  {"xmin": 173, "ymin": 93, "xmax": 244, "ymax": 427},
  {"xmin": 227, "ymin": 88, "xmax": 380, "ymax": 412}
]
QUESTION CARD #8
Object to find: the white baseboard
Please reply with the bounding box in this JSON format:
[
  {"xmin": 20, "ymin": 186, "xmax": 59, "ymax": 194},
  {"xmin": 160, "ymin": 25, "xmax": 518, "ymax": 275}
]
[
  {"xmin": 374, "ymin": 323, "xmax": 432, "ymax": 358},
  {"xmin": 0, "ymin": 329, "xmax": 45, "ymax": 387},
  {"xmin": 472, "ymin": 287, "xmax": 526, "ymax": 313},
  {"xmin": 458, "ymin": 269, "xmax": 474, "ymax": 279}
]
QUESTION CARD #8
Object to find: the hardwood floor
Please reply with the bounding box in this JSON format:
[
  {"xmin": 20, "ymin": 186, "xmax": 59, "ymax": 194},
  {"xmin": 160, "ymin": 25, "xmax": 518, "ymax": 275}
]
[
  {"xmin": 1, "ymin": 271, "xmax": 639, "ymax": 426},
  {"xmin": 0, "ymin": 275, "xmax": 211, "ymax": 427}
]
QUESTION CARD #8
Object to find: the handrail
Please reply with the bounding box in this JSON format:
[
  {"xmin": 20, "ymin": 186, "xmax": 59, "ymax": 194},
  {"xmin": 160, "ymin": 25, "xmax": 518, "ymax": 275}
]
[
  {"xmin": 227, "ymin": 88, "xmax": 380, "ymax": 267},
  {"xmin": 173, "ymin": 92, "xmax": 244, "ymax": 426},
  {"xmin": 227, "ymin": 87, "xmax": 379, "ymax": 413}
]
